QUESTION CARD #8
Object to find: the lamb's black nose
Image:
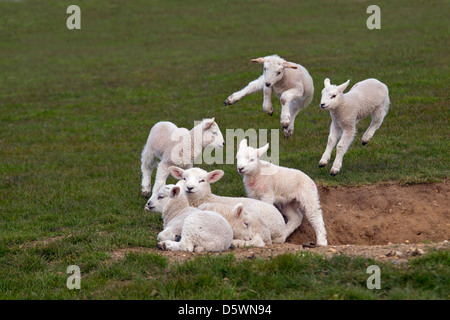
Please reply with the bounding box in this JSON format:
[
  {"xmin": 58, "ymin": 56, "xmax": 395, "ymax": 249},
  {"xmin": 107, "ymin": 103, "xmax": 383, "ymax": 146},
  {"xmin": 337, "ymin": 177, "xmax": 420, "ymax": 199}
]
[
  {"xmin": 265, "ymin": 83, "xmax": 271, "ymax": 87},
  {"xmin": 320, "ymin": 103, "xmax": 325, "ymax": 108},
  {"xmin": 187, "ymin": 186, "xmax": 194, "ymax": 191}
]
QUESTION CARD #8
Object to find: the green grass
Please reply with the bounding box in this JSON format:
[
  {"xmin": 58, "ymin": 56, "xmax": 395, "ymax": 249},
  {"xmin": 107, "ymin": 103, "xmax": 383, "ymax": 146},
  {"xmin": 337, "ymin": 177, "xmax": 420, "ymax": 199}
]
[{"xmin": 0, "ymin": 0, "xmax": 448, "ymax": 299}]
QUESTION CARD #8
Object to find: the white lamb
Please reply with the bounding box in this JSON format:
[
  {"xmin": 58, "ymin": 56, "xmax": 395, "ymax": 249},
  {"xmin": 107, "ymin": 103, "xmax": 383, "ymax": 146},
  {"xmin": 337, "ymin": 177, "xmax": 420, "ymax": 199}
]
[
  {"xmin": 319, "ymin": 78, "xmax": 390, "ymax": 176},
  {"xmin": 236, "ymin": 139, "xmax": 328, "ymax": 246},
  {"xmin": 145, "ymin": 184, "xmax": 233, "ymax": 252},
  {"xmin": 224, "ymin": 54, "xmax": 314, "ymax": 138},
  {"xmin": 168, "ymin": 166, "xmax": 287, "ymax": 244},
  {"xmin": 141, "ymin": 118, "xmax": 225, "ymax": 197},
  {"xmin": 199, "ymin": 202, "xmax": 272, "ymax": 248}
]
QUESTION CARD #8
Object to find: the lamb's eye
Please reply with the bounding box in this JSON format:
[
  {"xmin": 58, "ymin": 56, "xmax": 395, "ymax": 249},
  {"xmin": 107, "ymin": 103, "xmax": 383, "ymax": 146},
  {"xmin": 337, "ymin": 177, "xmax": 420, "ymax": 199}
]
[
  {"xmin": 276, "ymin": 71, "xmax": 281, "ymax": 75},
  {"xmin": 183, "ymin": 178, "xmax": 186, "ymax": 180},
  {"xmin": 331, "ymin": 95, "xmax": 336, "ymax": 99},
  {"xmin": 249, "ymin": 159, "xmax": 254, "ymax": 162},
  {"xmin": 263, "ymin": 67, "xmax": 267, "ymax": 71},
  {"xmin": 213, "ymin": 132, "xmax": 218, "ymax": 136},
  {"xmin": 199, "ymin": 179, "xmax": 205, "ymax": 183},
  {"xmin": 157, "ymin": 196, "xmax": 164, "ymax": 200}
]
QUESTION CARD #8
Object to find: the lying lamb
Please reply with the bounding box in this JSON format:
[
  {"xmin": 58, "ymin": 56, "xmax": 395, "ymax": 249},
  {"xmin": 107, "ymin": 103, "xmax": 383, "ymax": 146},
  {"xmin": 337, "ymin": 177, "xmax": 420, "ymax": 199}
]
[
  {"xmin": 224, "ymin": 54, "xmax": 314, "ymax": 138},
  {"xmin": 145, "ymin": 184, "xmax": 233, "ymax": 252},
  {"xmin": 141, "ymin": 118, "xmax": 225, "ymax": 197},
  {"xmin": 319, "ymin": 78, "xmax": 390, "ymax": 176},
  {"xmin": 199, "ymin": 202, "xmax": 272, "ymax": 248},
  {"xmin": 236, "ymin": 139, "xmax": 328, "ymax": 246},
  {"xmin": 169, "ymin": 166, "xmax": 286, "ymax": 244}
]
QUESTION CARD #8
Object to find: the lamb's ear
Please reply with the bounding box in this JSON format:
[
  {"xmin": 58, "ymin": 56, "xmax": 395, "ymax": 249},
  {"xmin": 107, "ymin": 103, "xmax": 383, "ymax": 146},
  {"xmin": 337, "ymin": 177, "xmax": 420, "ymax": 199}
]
[
  {"xmin": 238, "ymin": 138, "xmax": 248, "ymax": 150},
  {"xmin": 337, "ymin": 79, "xmax": 350, "ymax": 93},
  {"xmin": 324, "ymin": 78, "xmax": 331, "ymax": 87},
  {"xmin": 202, "ymin": 118, "xmax": 215, "ymax": 130},
  {"xmin": 169, "ymin": 186, "xmax": 180, "ymax": 198},
  {"xmin": 257, "ymin": 143, "xmax": 269, "ymax": 157},
  {"xmin": 250, "ymin": 57, "xmax": 266, "ymax": 64},
  {"xmin": 282, "ymin": 61, "xmax": 298, "ymax": 69},
  {"xmin": 169, "ymin": 166, "xmax": 184, "ymax": 180},
  {"xmin": 234, "ymin": 203, "xmax": 244, "ymax": 218},
  {"xmin": 206, "ymin": 169, "xmax": 224, "ymax": 183}
]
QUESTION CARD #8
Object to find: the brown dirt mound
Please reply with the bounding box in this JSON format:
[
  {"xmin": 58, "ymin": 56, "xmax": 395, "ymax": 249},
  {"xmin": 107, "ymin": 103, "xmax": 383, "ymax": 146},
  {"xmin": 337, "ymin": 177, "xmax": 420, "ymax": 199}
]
[{"xmin": 288, "ymin": 181, "xmax": 449, "ymax": 246}]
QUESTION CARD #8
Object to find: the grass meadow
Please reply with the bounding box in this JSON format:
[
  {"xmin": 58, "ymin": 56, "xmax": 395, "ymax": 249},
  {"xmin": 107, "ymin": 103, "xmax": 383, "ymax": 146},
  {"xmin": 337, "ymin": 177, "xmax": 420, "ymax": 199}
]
[{"xmin": 0, "ymin": 0, "xmax": 448, "ymax": 299}]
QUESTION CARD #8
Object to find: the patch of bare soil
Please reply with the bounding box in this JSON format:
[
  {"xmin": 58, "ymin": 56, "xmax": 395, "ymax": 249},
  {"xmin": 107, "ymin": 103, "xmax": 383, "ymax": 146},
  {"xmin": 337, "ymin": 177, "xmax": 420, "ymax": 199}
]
[{"xmin": 111, "ymin": 181, "xmax": 449, "ymax": 264}]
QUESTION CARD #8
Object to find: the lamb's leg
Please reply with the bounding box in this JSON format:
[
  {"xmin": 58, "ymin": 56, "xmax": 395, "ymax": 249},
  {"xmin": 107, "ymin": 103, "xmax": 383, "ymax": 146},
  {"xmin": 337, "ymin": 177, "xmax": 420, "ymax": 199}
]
[
  {"xmin": 301, "ymin": 199, "xmax": 328, "ymax": 246},
  {"xmin": 262, "ymin": 84, "xmax": 274, "ymax": 115},
  {"xmin": 224, "ymin": 75, "xmax": 264, "ymax": 105},
  {"xmin": 330, "ymin": 126, "xmax": 356, "ymax": 176},
  {"xmin": 319, "ymin": 121, "xmax": 342, "ymax": 168},
  {"xmin": 141, "ymin": 147, "xmax": 158, "ymax": 197},
  {"xmin": 362, "ymin": 107, "xmax": 388, "ymax": 145},
  {"xmin": 283, "ymin": 101, "xmax": 301, "ymax": 138},
  {"xmin": 152, "ymin": 162, "xmax": 170, "ymax": 195},
  {"xmin": 281, "ymin": 203, "xmax": 303, "ymax": 239}
]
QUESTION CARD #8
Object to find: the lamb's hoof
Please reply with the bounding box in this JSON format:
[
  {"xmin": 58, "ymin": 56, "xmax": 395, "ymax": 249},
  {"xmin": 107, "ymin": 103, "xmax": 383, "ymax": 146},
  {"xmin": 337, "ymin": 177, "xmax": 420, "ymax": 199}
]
[
  {"xmin": 302, "ymin": 242, "xmax": 316, "ymax": 248},
  {"xmin": 224, "ymin": 99, "xmax": 234, "ymax": 106},
  {"xmin": 142, "ymin": 190, "xmax": 151, "ymax": 198},
  {"xmin": 283, "ymin": 127, "xmax": 293, "ymax": 139},
  {"xmin": 330, "ymin": 170, "xmax": 339, "ymax": 176},
  {"xmin": 362, "ymin": 141, "xmax": 368, "ymax": 146},
  {"xmin": 174, "ymin": 235, "xmax": 181, "ymax": 242},
  {"xmin": 157, "ymin": 242, "xmax": 167, "ymax": 250},
  {"xmin": 318, "ymin": 163, "xmax": 326, "ymax": 168}
]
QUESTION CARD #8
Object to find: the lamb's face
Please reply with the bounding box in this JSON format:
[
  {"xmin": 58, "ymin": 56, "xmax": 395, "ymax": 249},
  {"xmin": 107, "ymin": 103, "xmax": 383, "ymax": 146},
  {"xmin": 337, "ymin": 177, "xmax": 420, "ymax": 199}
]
[
  {"xmin": 320, "ymin": 78, "xmax": 350, "ymax": 110},
  {"xmin": 202, "ymin": 121, "xmax": 225, "ymax": 149},
  {"xmin": 231, "ymin": 204, "xmax": 253, "ymax": 241},
  {"xmin": 145, "ymin": 184, "xmax": 174, "ymax": 212},
  {"xmin": 169, "ymin": 166, "xmax": 224, "ymax": 197},
  {"xmin": 236, "ymin": 139, "xmax": 269, "ymax": 176},
  {"xmin": 263, "ymin": 61, "xmax": 285, "ymax": 88}
]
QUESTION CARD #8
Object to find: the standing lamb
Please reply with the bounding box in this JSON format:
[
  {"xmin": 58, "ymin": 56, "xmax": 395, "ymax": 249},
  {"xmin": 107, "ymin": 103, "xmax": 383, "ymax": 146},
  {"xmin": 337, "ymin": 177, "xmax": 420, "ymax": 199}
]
[
  {"xmin": 224, "ymin": 54, "xmax": 314, "ymax": 138},
  {"xmin": 236, "ymin": 139, "xmax": 328, "ymax": 246},
  {"xmin": 145, "ymin": 184, "xmax": 233, "ymax": 252},
  {"xmin": 168, "ymin": 166, "xmax": 287, "ymax": 244},
  {"xmin": 319, "ymin": 78, "xmax": 390, "ymax": 176},
  {"xmin": 199, "ymin": 202, "xmax": 272, "ymax": 248},
  {"xmin": 141, "ymin": 118, "xmax": 225, "ymax": 197}
]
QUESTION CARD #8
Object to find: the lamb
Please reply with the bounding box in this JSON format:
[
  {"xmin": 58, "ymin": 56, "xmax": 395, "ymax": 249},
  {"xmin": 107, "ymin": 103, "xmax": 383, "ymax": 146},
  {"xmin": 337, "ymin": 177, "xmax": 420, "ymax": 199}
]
[
  {"xmin": 319, "ymin": 78, "xmax": 390, "ymax": 176},
  {"xmin": 141, "ymin": 118, "xmax": 225, "ymax": 197},
  {"xmin": 145, "ymin": 184, "xmax": 233, "ymax": 252},
  {"xmin": 168, "ymin": 166, "xmax": 287, "ymax": 244},
  {"xmin": 224, "ymin": 54, "xmax": 314, "ymax": 138},
  {"xmin": 236, "ymin": 139, "xmax": 328, "ymax": 246},
  {"xmin": 199, "ymin": 202, "xmax": 272, "ymax": 248}
]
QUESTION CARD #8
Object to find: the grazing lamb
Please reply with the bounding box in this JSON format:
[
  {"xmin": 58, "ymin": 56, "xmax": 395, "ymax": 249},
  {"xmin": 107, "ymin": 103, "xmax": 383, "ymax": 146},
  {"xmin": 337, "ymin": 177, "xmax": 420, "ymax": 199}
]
[
  {"xmin": 141, "ymin": 118, "xmax": 225, "ymax": 197},
  {"xmin": 145, "ymin": 184, "xmax": 233, "ymax": 252},
  {"xmin": 236, "ymin": 139, "xmax": 328, "ymax": 246},
  {"xmin": 224, "ymin": 54, "xmax": 314, "ymax": 138},
  {"xmin": 199, "ymin": 202, "xmax": 272, "ymax": 248},
  {"xmin": 319, "ymin": 78, "xmax": 390, "ymax": 176},
  {"xmin": 168, "ymin": 166, "xmax": 286, "ymax": 244}
]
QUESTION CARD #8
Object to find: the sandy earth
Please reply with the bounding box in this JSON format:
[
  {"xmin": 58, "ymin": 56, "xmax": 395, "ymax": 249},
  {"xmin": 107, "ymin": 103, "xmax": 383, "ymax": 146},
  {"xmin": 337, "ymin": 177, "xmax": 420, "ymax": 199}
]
[{"xmin": 111, "ymin": 181, "xmax": 449, "ymax": 264}]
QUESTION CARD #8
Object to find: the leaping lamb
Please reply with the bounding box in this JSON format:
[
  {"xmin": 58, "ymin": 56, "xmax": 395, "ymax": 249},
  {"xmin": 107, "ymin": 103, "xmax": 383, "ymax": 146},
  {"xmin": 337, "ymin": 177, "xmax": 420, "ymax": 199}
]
[
  {"xmin": 224, "ymin": 54, "xmax": 314, "ymax": 138},
  {"xmin": 319, "ymin": 78, "xmax": 390, "ymax": 176}
]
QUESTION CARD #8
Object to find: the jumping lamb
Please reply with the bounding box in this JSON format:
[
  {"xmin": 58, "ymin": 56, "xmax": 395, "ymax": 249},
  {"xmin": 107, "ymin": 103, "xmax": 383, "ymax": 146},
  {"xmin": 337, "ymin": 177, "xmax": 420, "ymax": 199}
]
[
  {"xmin": 319, "ymin": 78, "xmax": 390, "ymax": 176},
  {"xmin": 168, "ymin": 166, "xmax": 287, "ymax": 244},
  {"xmin": 224, "ymin": 54, "xmax": 314, "ymax": 138},
  {"xmin": 236, "ymin": 139, "xmax": 328, "ymax": 246},
  {"xmin": 145, "ymin": 184, "xmax": 233, "ymax": 252},
  {"xmin": 199, "ymin": 202, "xmax": 272, "ymax": 248},
  {"xmin": 141, "ymin": 118, "xmax": 225, "ymax": 197}
]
